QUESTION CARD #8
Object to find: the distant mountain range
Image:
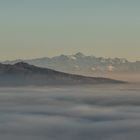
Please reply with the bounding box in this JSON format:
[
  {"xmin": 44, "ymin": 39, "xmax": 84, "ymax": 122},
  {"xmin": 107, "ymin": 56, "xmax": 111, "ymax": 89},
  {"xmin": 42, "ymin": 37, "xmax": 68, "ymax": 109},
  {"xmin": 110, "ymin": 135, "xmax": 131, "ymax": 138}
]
[
  {"xmin": 0, "ymin": 62, "xmax": 124, "ymax": 86},
  {"xmin": 2, "ymin": 53, "xmax": 140, "ymax": 76}
]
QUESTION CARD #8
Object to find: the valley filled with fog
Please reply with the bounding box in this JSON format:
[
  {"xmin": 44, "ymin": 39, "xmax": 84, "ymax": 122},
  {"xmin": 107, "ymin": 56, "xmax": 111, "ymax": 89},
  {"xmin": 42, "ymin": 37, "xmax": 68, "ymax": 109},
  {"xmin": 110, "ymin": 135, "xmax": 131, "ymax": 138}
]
[{"xmin": 0, "ymin": 84, "xmax": 140, "ymax": 140}]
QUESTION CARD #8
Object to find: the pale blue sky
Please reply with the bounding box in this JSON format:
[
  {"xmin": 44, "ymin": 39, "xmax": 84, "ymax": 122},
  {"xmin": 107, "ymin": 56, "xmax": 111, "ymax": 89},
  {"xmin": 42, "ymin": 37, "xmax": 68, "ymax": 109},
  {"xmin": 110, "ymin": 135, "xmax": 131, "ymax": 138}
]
[{"xmin": 0, "ymin": 0, "xmax": 140, "ymax": 61}]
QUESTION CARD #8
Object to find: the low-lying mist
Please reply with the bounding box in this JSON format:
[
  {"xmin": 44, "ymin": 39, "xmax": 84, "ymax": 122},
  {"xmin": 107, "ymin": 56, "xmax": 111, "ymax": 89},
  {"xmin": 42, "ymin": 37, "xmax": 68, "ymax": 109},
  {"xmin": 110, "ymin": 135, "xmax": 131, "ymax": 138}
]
[
  {"xmin": 0, "ymin": 84, "xmax": 140, "ymax": 140},
  {"xmin": 104, "ymin": 73, "xmax": 140, "ymax": 83},
  {"xmin": 69, "ymin": 71, "xmax": 140, "ymax": 83}
]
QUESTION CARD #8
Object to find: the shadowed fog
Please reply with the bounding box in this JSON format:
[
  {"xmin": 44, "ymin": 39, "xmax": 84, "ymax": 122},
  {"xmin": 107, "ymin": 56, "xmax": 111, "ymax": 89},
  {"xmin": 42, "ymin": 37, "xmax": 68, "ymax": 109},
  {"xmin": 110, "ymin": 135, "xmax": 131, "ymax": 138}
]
[{"xmin": 0, "ymin": 84, "xmax": 140, "ymax": 140}]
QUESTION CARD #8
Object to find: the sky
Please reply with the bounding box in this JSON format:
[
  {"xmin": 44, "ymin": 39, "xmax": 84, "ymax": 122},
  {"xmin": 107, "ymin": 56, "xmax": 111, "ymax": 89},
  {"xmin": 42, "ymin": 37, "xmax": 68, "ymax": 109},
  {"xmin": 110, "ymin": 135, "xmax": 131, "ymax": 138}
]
[{"xmin": 0, "ymin": 0, "xmax": 140, "ymax": 61}]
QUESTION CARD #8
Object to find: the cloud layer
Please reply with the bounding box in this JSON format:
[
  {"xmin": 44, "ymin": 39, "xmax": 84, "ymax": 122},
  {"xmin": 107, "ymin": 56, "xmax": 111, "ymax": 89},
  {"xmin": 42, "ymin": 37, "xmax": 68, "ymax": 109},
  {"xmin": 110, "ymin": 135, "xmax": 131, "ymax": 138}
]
[{"xmin": 0, "ymin": 85, "xmax": 140, "ymax": 140}]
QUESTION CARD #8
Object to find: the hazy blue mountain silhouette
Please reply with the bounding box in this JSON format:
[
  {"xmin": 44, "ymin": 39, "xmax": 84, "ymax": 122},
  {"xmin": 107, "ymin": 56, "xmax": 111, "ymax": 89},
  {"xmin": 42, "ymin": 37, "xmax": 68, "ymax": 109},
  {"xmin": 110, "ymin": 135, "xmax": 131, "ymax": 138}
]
[{"xmin": 3, "ymin": 53, "xmax": 140, "ymax": 75}]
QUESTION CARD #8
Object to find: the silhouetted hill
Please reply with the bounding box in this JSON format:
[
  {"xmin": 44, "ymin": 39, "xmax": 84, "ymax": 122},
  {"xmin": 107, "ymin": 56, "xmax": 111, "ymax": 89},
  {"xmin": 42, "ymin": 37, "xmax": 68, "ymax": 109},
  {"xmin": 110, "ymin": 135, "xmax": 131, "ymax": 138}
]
[{"xmin": 0, "ymin": 62, "xmax": 125, "ymax": 86}]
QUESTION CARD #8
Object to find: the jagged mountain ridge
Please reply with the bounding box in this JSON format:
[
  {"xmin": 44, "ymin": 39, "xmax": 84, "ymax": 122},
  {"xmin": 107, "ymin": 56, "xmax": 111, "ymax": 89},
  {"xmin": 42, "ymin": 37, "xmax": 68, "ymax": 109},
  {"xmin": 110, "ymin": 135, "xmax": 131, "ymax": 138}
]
[
  {"xmin": 2, "ymin": 53, "xmax": 140, "ymax": 75},
  {"xmin": 0, "ymin": 62, "xmax": 124, "ymax": 86}
]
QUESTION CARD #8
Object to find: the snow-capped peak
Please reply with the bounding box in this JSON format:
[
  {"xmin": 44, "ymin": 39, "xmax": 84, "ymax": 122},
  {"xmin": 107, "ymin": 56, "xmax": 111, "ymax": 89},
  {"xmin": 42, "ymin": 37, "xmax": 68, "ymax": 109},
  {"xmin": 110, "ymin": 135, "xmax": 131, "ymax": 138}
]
[{"xmin": 74, "ymin": 52, "xmax": 85, "ymax": 57}]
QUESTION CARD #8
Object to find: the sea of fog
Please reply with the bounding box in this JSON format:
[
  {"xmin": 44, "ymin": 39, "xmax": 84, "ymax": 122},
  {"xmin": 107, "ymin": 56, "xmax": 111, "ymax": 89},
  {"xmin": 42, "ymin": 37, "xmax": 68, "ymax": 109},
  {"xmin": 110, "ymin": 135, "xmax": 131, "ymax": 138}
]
[{"xmin": 0, "ymin": 84, "xmax": 140, "ymax": 140}]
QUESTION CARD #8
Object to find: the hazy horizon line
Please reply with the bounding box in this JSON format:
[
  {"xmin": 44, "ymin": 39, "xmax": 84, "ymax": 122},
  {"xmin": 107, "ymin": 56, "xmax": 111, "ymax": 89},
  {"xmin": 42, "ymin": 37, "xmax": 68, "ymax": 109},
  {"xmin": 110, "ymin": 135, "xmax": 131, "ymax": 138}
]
[{"xmin": 1, "ymin": 52, "xmax": 139, "ymax": 62}]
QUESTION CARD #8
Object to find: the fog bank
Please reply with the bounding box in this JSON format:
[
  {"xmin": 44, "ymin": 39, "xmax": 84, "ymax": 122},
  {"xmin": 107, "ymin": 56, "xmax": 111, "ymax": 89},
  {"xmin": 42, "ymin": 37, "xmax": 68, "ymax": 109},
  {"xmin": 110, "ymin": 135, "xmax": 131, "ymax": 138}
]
[{"xmin": 0, "ymin": 84, "xmax": 140, "ymax": 140}]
